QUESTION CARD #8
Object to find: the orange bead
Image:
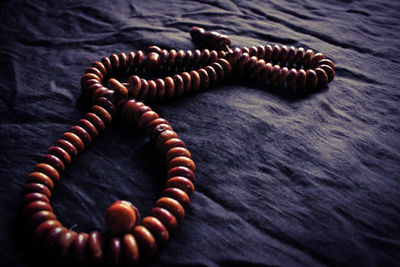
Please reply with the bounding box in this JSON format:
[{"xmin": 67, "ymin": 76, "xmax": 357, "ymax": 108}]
[
  {"xmin": 156, "ymin": 197, "xmax": 185, "ymax": 220},
  {"xmin": 166, "ymin": 176, "xmax": 195, "ymax": 196},
  {"xmin": 91, "ymin": 105, "xmax": 112, "ymax": 125},
  {"xmin": 162, "ymin": 188, "xmax": 190, "ymax": 207},
  {"xmin": 142, "ymin": 216, "xmax": 169, "ymax": 244},
  {"xmin": 150, "ymin": 207, "xmax": 178, "ymax": 232},
  {"xmin": 34, "ymin": 220, "xmax": 61, "ymax": 241},
  {"xmin": 88, "ymin": 231, "xmax": 103, "ymax": 264},
  {"xmin": 168, "ymin": 156, "xmax": 196, "ymax": 172},
  {"xmin": 62, "ymin": 132, "xmax": 85, "ymax": 153},
  {"xmin": 109, "ymin": 78, "xmax": 128, "ymax": 97},
  {"xmin": 123, "ymin": 234, "xmax": 140, "ymax": 265},
  {"xmin": 29, "ymin": 210, "xmax": 57, "ymax": 229},
  {"xmin": 133, "ymin": 225, "xmax": 157, "ymax": 256},
  {"xmin": 23, "ymin": 200, "xmax": 53, "ymax": 219},
  {"xmin": 58, "ymin": 230, "xmax": 78, "ymax": 258},
  {"xmin": 26, "ymin": 172, "xmax": 54, "ymax": 189},
  {"xmin": 165, "ymin": 147, "xmax": 191, "ymax": 163},
  {"xmin": 33, "ymin": 163, "xmax": 58, "ymax": 185},
  {"xmin": 105, "ymin": 200, "xmax": 138, "ymax": 235}
]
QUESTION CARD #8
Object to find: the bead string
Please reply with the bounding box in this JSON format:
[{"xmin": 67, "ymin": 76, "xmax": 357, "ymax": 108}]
[{"xmin": 20, "ymin": 27, "xmax": 335, "ymax": 266}]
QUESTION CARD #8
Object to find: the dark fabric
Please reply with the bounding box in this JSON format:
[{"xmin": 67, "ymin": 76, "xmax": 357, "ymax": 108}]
[{"xmin": 1, "ymin": 0, "xmax": 399, "ymax": 266}]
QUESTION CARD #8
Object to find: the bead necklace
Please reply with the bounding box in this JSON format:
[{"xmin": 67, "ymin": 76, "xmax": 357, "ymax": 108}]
[{"xmin": 20, "ymin": 27, "xmax": 335, "ymax": 266}]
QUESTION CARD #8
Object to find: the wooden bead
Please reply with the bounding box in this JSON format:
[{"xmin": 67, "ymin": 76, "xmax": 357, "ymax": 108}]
[
  {"xmin": 166, "ymin": 176, "xmax": 195, "ymax": 196},
  {"xmin": 92, "ymin": 61, "xmax": 107, "ymax": 77},
  {"xmin": 264, "ymin": 45, "xmax": 273, "ymax": 62},
  {"xmin": 269, "ymin": 65, "xmax": 281, "ymax": 85},
  {"xmin": 23, "ymin": 200, "xmax": 53, "ymax": 219},
  {"xmin": 161, "ymin": 138, "xmax": 186, "ymax": 155},
  {"xmin": 303, "ymin": 49, "xmax": 315, "ymax": 68},
  {"xmin": 128, "ymin": 75, "xmax": 141, "ymax": 97},
  {"xmin": 135, "ymin": 50, "xmax": 145, "ymax": 69},
  {"xmin": 34, "ymin": 220, "xmax": 61, "ymax": 242},
  {"xmin": 151, "ymin": 124, "xmax": 173, "ymax": 141},
  {"xmin": 278, "ymin": 67, "xmax": 289, "ymax": 88},
  {"xmin": 88, "ymin": 231, "xmax": 103, "ymax": 264},
  {"xmin": 156, "ymin": 78, "xmax": 166, "ymax": 99},
  {"xmin": 28, "ymin": 210, "xmax": 56, "ymax": 228},
  {"xmin": 138, "ymin": 111, "xmax": 159, "ymax": 130},
  {"xmin": 156, "ymin": 197, "xmax": 185, "ymax": 220},
  {"xmin": 135, "ymin": 106, "xmax": 152, "ymax": 122},
  {"xmin": 319, "ymin": 64, "xmax": 335, "ymax": 82},
  {"xmin": 272, "ymin": 45, "xmax": 281, "ymax": 63},
  {"xmin": 109, "ymin": 78, "xmax": 128, "ymax": 97},
  {"xmin": 145, "ymin": 52, "xmax": 160, "ymax": 73},
  {"xmin": 163, "ymin": 188, "xmax": 190, "ymax": 207},
  {"xmin": 125, "ymin": 101, "xmax": 144, "ymax": 123},
  {"xmin": 279, "ymin": 45, "xmax": 288, "ymax": 64},
  {"xmin": 295, "ymin": 47, "xmax": 305, "ymax": 67},
  {"xmin": 167, "ymin": 166, "xmax": 195, "ymax": 182},
  {"xmin": 122, "ymin": 234, "xmax": 140, "ymax": 265},
  {"xmin": 85, "ymin": 67, "xmax": 103, "ymax": 81},
  {"xmin": 317, "ymin": 59, "xmax": 335, "ymax": 69},
  {"xmin": 73, "ymin": 232, "xmax": 89, "ymax": 265},
  {"xmin": 227, "ymin": 48, "xmax": 241, "ymax": 67},
  {"xmin": 58, "ymin": 230, "xmax": 78, "ymax": 258},
  {"xmin": 128, "ymin": 51, "xmax": 136, "ymax": 70},
  {"xmin": 164, "ymin": 76, "xmax": 175, "ymax": 99},
  {"xmin": 41, "ymin": 154, "xmax": 65, "ymax": 173},
  {"xmin": 287, "ymin": 46, "xmax": 297, "ymax": 66},
  {"xmin": 156, "ymin": 130, "xmax": 178, "ymax": 149},
  {"xmin": 101, "ymin": 57, "xmax": 113, "ymax": 74},
  {"xmin": 183, "ymin": 50, "xmax": 193, "ymax": 69},
  {"xmin": 167, "ymin": 49, "xmax": 177, "ymax": 70},
  {"xmin": 200, "ymin": 49, "xmax": 210, "ymax": 66},
  {"xmin": 142, "ymin": 216, "xmax": 169, "ymax": 244},
  {"xmin": 175, "ymin": 50, "xmax": 185, "ymax": 69},
  {"xmin": 190, "ymin": 26, "xmax": 205, "ymax": 42},
  {"xmin": 211, "ymin": 62, "xmax": 224, "ymax": 81},
  {"xmin": 133, "ymin": 225, "xmax": 157, "ymax": 256},
  {"xmin": 147, "ymin": 118, "xmax": 170, "ymax": 135},
  {"xmin": 47, "ymin": 226, "xmax": 67, "ymax": 251},
  {"xmin": 22, "ymin": 192, "xmax": 49, "ymax": 205},
  {"xmin": 209, "ymin": 50, "xmax": 218, "ymax": 63},
  {"xmin": 85, "ymin": 83, "xmax": 103, "ymax": 97},
  {"xmin": 94, "ymin": 97, "xmax": 116, "ymax": 116},
  {"xmin": 173, "ymin": 74, "xmax": 185, "ymax": 96},
  {"xmin": 105, "ymin": 200, "xmax": 138, "ymax": 235},
  {"xmin": 216, "ymin": 58, "xmax": 232, "ymax": 76},
  {"xmin": 81, "ymin": 73, "xmax": 101, "ymax": 86},
  {"xmin": 168, "ymin": 156, "xmax": 196, "ymax": 172},
  {"xmin": 309, "ymin": 52, "xmax": 325, "ymax": 68},
  {"xmin": 198, "ymin": 68, "xmax": 210, "ymax": 90},
  {"xmin": 236, "ymin": 53, "xmax": 250, "ymax": 74},
  {"xmin": 189, "ymin": 70, "xmax": 201, "ymax": 91},
  {"xmin": 205, "ymin": 65, "xmax": 218, "ymax": 86},
  {"xmin": 62, "ymin": 132, "xmax": 84, "ymax": 153},
  {"xmin": 150, "ymin": 207, "xmax": 178, "ymax": 232},
  {"xmin": 70, "ymin": 126, "xmax": 91, "ymax": 146},
  {"xmin": 85, "ymin": 112, "xmax": 106, "ymax": 132},
  {"xmin": 147, "ymin": 45, "xmax": 162, "ymax": 53},
  {"xmin": 296, "ymin": 69, "xmax": 307, "ymax": 91},
  {"xmin": 181, "ymin": 72, "xmax": 192, "ymax": 93},
  {"xmin": 261, "ymin": 63, "xmax": 272, "ymax": 83},
  {"xmin": 91, "ymin": 105, "xmax": 112, "ymax": 125},
  {"xmin": 107, "ymin": 237, "xmax": 122, "ymax": 266},
  {"xmin": 192, "ymin": 49, "xmax": 201, "ymax": 68},
  {"xmin": 138, "ymin": 78, "xmax": 149, "ymax": 100},
  {"xmin": 253, "ymin": 59, "xmax": 266, "ymax": 78},
  {"xmin": 315, "ymin": 68, "xmax": 328, "ymax": 88},
  {"xmin": 119, "ymin": 52, "xmax": 128, "ymax": 71},
  {"xmin": 306, "ymin": 69, "xmax": 318, "ymax": 91},
  {"xmin": 165, "ymin": 147, "xmax": 191, "ymax": 163},
  {"xmin": 257, "ymin": 45, "xmax": 266, "ymax": 59},
  {"xmin": 241, "ymin": 47, "xmax": 250, "ymax": 54},
  {"xmin": 26, "ymin": 172, "xmax": 54, "ymax": 190},
  {"xmin": 34, "ymin": 163, "xmax": 60, "ymax": 182},
  {"xmin": 110, "ymin": 53, "xmax": 120, "ymax": 72},
  {"xmin": 249, "ymin": 46, "xmax": 258, "ymax": 57},
  {"xmin": 22, "ymin": 183, "xmax": 51, "ymax": 199},
  {"xmin": 48, "ymin": 146, "xmax": 71, "ymax": 166},
  {"xmin": 147, "ymin": 80, "xmax": 158, "ymax": 101},
  {"xmin": 286, "ymin": 68, "xmax": 298, "ymax": 91}
]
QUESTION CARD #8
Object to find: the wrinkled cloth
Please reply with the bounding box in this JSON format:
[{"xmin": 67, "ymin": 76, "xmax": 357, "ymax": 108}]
[{"xmin": 0, "ymin": 0, "xmax": 399, "ymax": 266}]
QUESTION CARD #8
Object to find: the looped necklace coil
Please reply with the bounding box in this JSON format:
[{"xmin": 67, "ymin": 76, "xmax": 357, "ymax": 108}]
[{"xmin": 20, "ymin": 26, "xmax": 335, "ymax": 265}]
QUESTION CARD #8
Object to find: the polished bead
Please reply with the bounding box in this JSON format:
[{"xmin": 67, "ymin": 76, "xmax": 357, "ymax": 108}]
[
  {"xmin": 101, "ymin": 57, "xmax": 113, "ymax": 74},
  {"xmin": 110, "ymin": 53, "xmax": 120, "ymax": 72},
  {"xmin": 142, "ymin": 216, "xmax": 169, "ymax": 244},
  {"xmin": 128, "ymin": 75, "xmax": 141, "ymax": 98},
  {"xmin": 85, "ymin": 83, "xmax": 103, "ymax": 97},
  {"xmin": 41, "ymin": 154, "xmax": 65, "ymax": 173},
  {"xmin": 70, "ymin": 125, "xmax": 91, "ymax": 146},
  {"xmin": 286, "ymin": 68, "xmax": 298, "ymax": 91},
  {"xmin": 189, "ymin": 70, "xmax": 201, "ymax": 91},
  {"xmin": 88, "ymin": 231, "xmax": 103, "ymax": 264},
  {"xmin": 183, "ymin": 50, "xmax": 193, "ymax": 69},
  {"xmin": 209, "ymin": 50, "xmax": 218, "ymax": 63},
  {"xmin": 272, "ymin": 45, "xmax": 281, "ymax": 63},
  {"xmin": 138, "ymin": 110, "xmax": 159, "ymax": 130},
  {"xmin": 151, "ymin": 124, "xmax": 173, "ymax": 141},
  {"xmin": 236, "ymin": 53, "xmax": 250, "ymax": 74},
  {"xmin": 138, "ymin": 78, "xmax": 149, "ymax": 100},
  {"xmin": 161, "ymin": 138, "xmax": 186, "ymax": 155},
  {"xmin": 227, "ymin": 47, "xmax": 241, "ymax": 68},
  {"xmin": 257, "ymin": 45, "xmax": 266, "ymax": 59},
  {"xmin": 160, "ymin": 49, "xmax": 169, "ymax": 69},
  {"xmin": 164, "ymin": 77, "xmax": 175, "ymax": 99},
  {"xmin": 175, "ymin": 50, "xmax": 185, "ymax": 69},
  {"xmin": 168, "ymin": 156, "xmax": 196, "ymax": 172},
  {"xmin": 173, "ymin": 74, "xmax": 185, "ymax": 96},
  {"xmin": 135, "ymin": 50, "xmax": 145, "ymax": 69},
  {"xmin": 192, "ymin": 50, "xmax": 201, "ymax": 68},
  {"xmin": 105, "ymin": 200, "xmax": 138, "ymax": 235},
  {"xmin": 269, "ymin": 65, "xmax": 281, "ymax": 85},
  {"xmin": 200, "ymin": 49, "xmax": 210, "ymax": 66},
  {"xmin": 133, "ymin": 225, "xmax": 157, "ymax": 256},
  {"xmin": 295, "ymin": 47, "xmax": 305, "ymax": 67},
  {"xmin": 315, "ymin": 68, "xmax": 328, "ymax": 88},
  {"xmin": 34, "ymin": 220, "xmax": 61, "ymax": 241},
  {"xmin": 278, "ymin": 67, "xmax": 289, "ymax": 88},
  {"xmin": 22, "ymin": 183, "xmax": 51, "ymax": 199},
  {"xmin": 264, "ymin": 45, "xmax": 273, "ymax": 62},
  {"xmin": 122, "ymin": 233, "xmax": 140, "ymax": 265},
  {"xmin": 92, "ymin": 105, "xmax": 112, "ymax": 125},
  {"xmin": 279, "ymin": 45, "xmax": 289, "ymax": 64},
  {"xmin": 109, "ymin": 78, "xmax": 128, "ymax": 97},
  {"xmin": 245, "ymin": 56, "xmax": 258, "ymax": 76},
  {"xmin": 147, "ymin": 80, "xmax": 158, "ymax": 101},
  {"xmin": 165, "ymin": 147, "xmax": 191, "ymax": 163},
  {"xmin": 23, "ymin": 200, "xmax": 53, "ymax": 218},
  {"xmin": 22, "ymin": 192, "xmax": 49, "ymax": 205},
  {"xmin": 198, "ymin": 68, "xmax": 210, "ymax": 90},
  {"xmin": 253, "ymin": 59, "xmax": 266, "ymax": 78},
  {"xmin": 147, "ymin": 118, "xmax": 170, "ymax": 135},
  {"xmin": 181, "ymin": 72, "xmax": 192, "ymax": 93},
  {"xmin": 128, "ymin": 51, "xmax": 136, "ymax": 70},
  {"xmin": 303, "ymin": 49, "xmax": 315, "ymax": 68},
  {"xmin": 28, "ymin": 210, "xmax": 56, "ymax": 228},
  {"xmin": 241, "ymin": 47, "xmax": 250, "ymax": 54},
  {"xmin": 156, "ymin": 130, "xmax": 178, "ymax": 149},
  {"xmin": 216, "ymin": 58, "xmax": 232, "ymax": 76},
  {"xmin": 81, "ymin": 73, "xmax": 101, "ymax": 86},
  {"xmin": 163, "ymin": 188, "xmax": 190, "ymax": 207},
  {"xmin": 62, "ymin": 132, "xmax": 84, "ymax": 153},
  {"xmin": 167, "ymin": 49, "xmax": 177, "ymax": 70},
  {"xmin": 26, "ymin": 172, "xmax": 54, "ymax": 190},
  {"xmin": 85, "ymin": 67, "xmax": 103, "ymax": 81},
  {"xmin": 150, "ymin": 207, "xmax": 178, "ymax": 232},
  {"xmin": 306, "ymin": 69, "xmax": 318, "ymax": 91},
  {"xmin": 90, "ymin": 87, "xmax": 109, "ymax": 102},
  {"xmin": 249, "ymin": 46, "xmax": 258, "ymax": 57},
  {"xmin": 85, "ymin": 112, "xmax": 106, "ymax": 132},
  {"xmin": 94, "ymin": 97, "xmax": 116, "ymax": 116},
  {"xmin": 166, "ymin": 176, "xmax": 195, "ymax": 196},
  {"xmin": 211, "ymin": 62, "xmax": 224, "ymax": 81},
  {"xmin": 125, "ymin": 101, "xmax": 145, "ymax": 123},
  {"xmin": 317, "ymin": 59, "xmax": 335, "ymax": 69},
  {"xmin": 58, "ymin": 230, "xmax": 78, "ymax": 258},
  {"xmin": 287, "ymin": 46, "xmax": 297, "ymax": 66},
  {"xmin": 145, "ymin": 52, "xmax": 160, "ymax": 73},
  {"xmin": 92, "ymin": 61, "xmax": 107, "ymax": 77},
  {"xmin": 47, "ymin": 226, "xmax": 67, "ymax": 251},
  {"xmin": 107, "ymin": 237, "xmax": 121, "ymax": 266},
  {"xmin": 147, "ymin": 45, "xmax": 162, "ymax": 53},
  {"xmin": 190, "ymin": 26, "xmax": 205, "ymax": 42},
  {"xmin": 156, "ymin": 197, "xmax": 185, "ymax": 220},
  {"xmin": 156, "ymin": 78, "xmax": 166, "ymax": 99},
  {"xmin": 167, "ymin": 166, "xmax": 195, "ymax": 182},
  {"xmin": 261, "ymin": 63, "xmax": 273, "ymax": 83},
  {"xmin": 48, "ymin": 146, "xmax": 71, "ymax": 166},
  {"xmin": 297, "ymin": 69, "xmax": 307, "ymax": 90},
  {"xmin": 82, "ymin": 79, "xmax": 100, "ymax": 90},
  {"xmin": 119, "ymin": 52, "xmax": 128, "ymax": 71},
  {"xmin": 309, "ymin": 52, "xmax": 325, "ymax": 68},
  {"xmin": 34, "ymin": 163, "xmax": 60, "ymax": 182},
  {"xmin": 73, "ymin": 232, "xmax": 89, "ymax": 265},
  {"xmin": 319, "ymin": 64, "xmax": 335, "ymax": 82}
]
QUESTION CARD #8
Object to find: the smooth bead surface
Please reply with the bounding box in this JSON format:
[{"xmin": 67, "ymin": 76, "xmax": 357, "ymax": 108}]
[
  {"xmin": 198, "ymin": 68, "xmax": 210, "ymax": 90},
  {"xmin": 58, "ymin": 230, "xmax": 78, "ymax": 258},
  {"xmin": 161, "ymin": 138, "xmax": 186, "ymax": 155},
  {"xmin": 319, "ymin": 64, "xmax": 335, "ymax": 82},
  {"xmin": 173, "ymin": 74, "xmax": 184, "ymax": 96},
  {"xmin": 107, "ymin": 237, "xmax": 122, "ymax": 266},
  {"xmin": 145, "ymin": 52, "xmax": 160, "ymax": 73},
  {"xmin": 139, "ymin": 78, "xmax": 149, "ymax": 100},
  {"xmin": 47, "ymin": 226, "xmax": 67, "ymax": 251},
  {"xmin": 147, "ymin": 118, "xmax": 170, "ymax": 135},
  {"xmin": 41, "ymin": 154, "xmax": 65, "ymax": 173},
  {"xmin": 163, "ymin": 187, "xmax": 190, "ymax": 207},
  {"xmin": 315, "ymin": 67, "xmax": 329, "ymax": 87},
  {"xmin": 297, "ymin": 69, "xmax": 307, "ymax": 90},
  {"xmin": 309, "ymin": 52, "xmax": 325, "ymax": 68},
  {"xmin": 286, "ymin": 68, "xmax": 298, "ymax": 91},
  {"xmin": 22, "ymin": 192, "xmax": 50, "ymax": 205},
  {"xmin": 34, "ymin": 220, "xmax": 61, "ymax": 241},
  {"xmin": 62, "ymin": 132, "xmax": 84, "ymax": 153},
  {"xmin": 48, "ymin": 146, "xmax": 72, "ymax": 166},
  {"xmin": 22, "ymin": 183, "xmax": 51, "ymax": 199},
  {"xmin": 28, "ymin": 210, "xmax": 56, "ymax": 228},
  {"xmin": 24, "ymin": 200, "xmax": 53, "ymax": 219},
  {"xmin": 166, "ymin": 176, "xmax": 195, "ymax": 196},
  {"xmin": 133, "ymin": 225, "xmax": 157, "ymax": 256},
  {"xmin": 85, "ymin": 112, "xmax": 106, "ymax": 132},
  {"xmin": 73, "ymin": 232, "xmax": 89, "ymax": 265},
  {"xmin": 164, "ymin": 76, "xmax": 175, "ymax": 99},
  {"xmin": 181, "ymin": 72, "xmax": 192, "ymax": 93},
  {"xmin": 91, "ymin": 105, "xmax": 112, "ymax": 125},
  {"xmin": 278, "ymin": 67, "xmax": 289, "ymax": 88},
  {"xmin": 156, "ymin": 78, "xmax": 166, "ymax": 99},
  {"xmin": 105, "ymin": 200, "xmax": 138, "ymax": 235},
  {"xmin": 34, "ymin": 163, "xmax": 60, "ymax": 182},
  {"xmin": 88, "ymin": 231, "xmax": 103, "ymax": 264},
  {"xmin": 26, "ymin": 172, "xmax": 54, "ymax": 190},
  {"xmin": 156, "ymin": 130, "xmax": 178, "ymax": 149},
  {"xmin": 165, "ymin": 147, "xmax": 191, "ymax": 163},
  {"xmin": 318, "ymin": 59, "xmax": 335, "ymax": 69},
  {"xmin": 70, "ymin": 125, "xmax": 91, "ymax": 146},
  {"xmin": 150, "ymin": 207, "xmax": 178, "ymax": 232},
  {"xmin": 128, "ymin": 75, "xmax": 141, "ymax": 97},
  {"xmin": 168, "ymin": 156, "xmax": 196, "ymax": 172},
  {"xmin": 151, "ymin": 124, "xmax": 173, "ymax": 141},
  {"xmin": 142, "ymin": 216, "xmax": 169, "ymax": 244},
  {"xmin": 122, "ymin": 234, "xmax": 140, "ymax": 265},
  {"xmin": 216, "ymin": 58, "xmax": 232, "ymax": 76},
  {"xmin": 156, "ymin": 197, "xmax": 185, "ymax": 220},
  {"xmin": 189, "ymin": 70, "xmax": 201, "ymax": 91},
  {"xmin": 270, "ymin": 65, "xmax": 280, "ymax": 85},
  {"xmin": 138, "ymin": 111, "xmax": 159, "ymax": 130},
  {"xmin": 147, "ymin": 80, "xmax": 158, "ymax": 100},
  {"xmin": 109, "ymin": 78, "xmax": 128, "ymax": 97},
  {"xmin": 306, "ymin": 69, "xmax": 318, "ymax": 91}
]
